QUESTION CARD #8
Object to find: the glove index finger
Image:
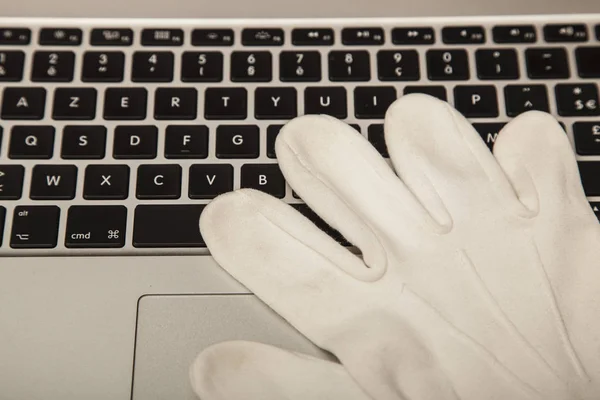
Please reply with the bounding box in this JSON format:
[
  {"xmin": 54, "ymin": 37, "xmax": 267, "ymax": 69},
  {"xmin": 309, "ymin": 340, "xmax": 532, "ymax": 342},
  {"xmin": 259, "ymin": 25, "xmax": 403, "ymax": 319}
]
[{"xmin": 200, "ymin": 189, "xmax": 373, "ymax": 344}]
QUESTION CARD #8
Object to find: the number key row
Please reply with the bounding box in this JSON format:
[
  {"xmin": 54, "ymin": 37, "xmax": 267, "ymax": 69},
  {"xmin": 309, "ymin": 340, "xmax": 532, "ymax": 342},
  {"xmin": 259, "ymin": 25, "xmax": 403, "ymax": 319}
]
[{"xmin": 1, "ymin": 47, "xmax": 598, "ymax": 83}]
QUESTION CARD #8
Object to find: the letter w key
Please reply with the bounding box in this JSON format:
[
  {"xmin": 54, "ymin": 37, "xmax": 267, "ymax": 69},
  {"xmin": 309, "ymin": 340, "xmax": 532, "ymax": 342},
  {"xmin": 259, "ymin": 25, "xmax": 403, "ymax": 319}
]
[{"xmin": 30, "ymin": 165, "xmax": 78, "ymax": 200}]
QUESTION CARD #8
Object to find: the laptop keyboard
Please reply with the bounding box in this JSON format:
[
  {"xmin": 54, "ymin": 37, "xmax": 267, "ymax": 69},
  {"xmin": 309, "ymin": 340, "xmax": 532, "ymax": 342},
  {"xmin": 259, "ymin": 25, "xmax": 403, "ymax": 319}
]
[{"xmin": 0, "ymin": 16, "xmax": 599, "ymax": 254}]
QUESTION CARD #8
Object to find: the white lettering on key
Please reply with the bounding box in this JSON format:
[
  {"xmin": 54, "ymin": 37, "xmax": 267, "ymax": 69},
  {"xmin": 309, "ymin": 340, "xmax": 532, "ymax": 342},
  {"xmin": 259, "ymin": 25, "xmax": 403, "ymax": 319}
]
[
  {"xmin": 319, "ymin": 96, "xmax": 331, "ymax": 107},
  {"xmin": 271, "ymin": 97, "xmax": 281, "ymax": 107},
  {"xmin": 70, "ymin": 97, "xmax": 80, "ymax": 108},
  {"xmin": 16, "ymin": 96, "xmax": 29, "ymax": 108},
  {"xmin": 130, "ymin": 135, "xmax": 141, "ymax": 146},
  {"xmin": 222, "ymin": 96, "xmax": 230, "ymax": 107},
  {"xmin": 171, "ymin": 97, "xmax": 180, "ymax": 108},
  {"xmin": 46, "ymin": 175, "xmax": 61, "ymax": 186},
  {"xmin": 25, "ymin": 135, "xmax": 38, "ymax": 146},
  {"xmin": 258, "ymin": 175, "xmax": 267, "ymax": 185},
  {"xmin": 154, "ymin": 175, "xmax": 164, "ymax": 186},
  {"xmin": 101, "ymin": 175, "xmax": 111, "ymax": 186},
  {"xmin": 206, "ymin": 175, "xmax": 216, "ymax": 185},
  {"xmin": 79, "ymin": 135, "xmax": 88, "ymax": 147},
  {"xmin": 232, "ymin": 135, "xmax": 243, "ymax": 145},
  {"xmin": 471, "ymin": 94, "xmax": 481, "ymax": 105},
  {"xmin": 121, "ymin": 97, "xmax": 129, "ymax": 108},
  {"xmin": 373, "ymin": 96, "xmax": 378, "ymax": 106},
  {"xmin": 183, "ymin": 135, "xmax": 191, "ymax": 146}
]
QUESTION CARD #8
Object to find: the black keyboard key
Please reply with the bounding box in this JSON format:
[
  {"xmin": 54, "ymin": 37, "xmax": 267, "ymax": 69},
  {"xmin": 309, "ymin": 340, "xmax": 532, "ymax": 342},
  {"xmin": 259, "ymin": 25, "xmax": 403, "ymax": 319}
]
[
  {"xmin": 354, "ymin": 86, "xmax": 396, "ymax": 119},
  {"xmin": 454, "ymin": 86, "xmax": 499, "ymax": 118},
  {"xmin": 442, "ymin": 26, "xmax": 485, "ymax": 44},
  {"xmin": 136, "ymin": 164, "xmax": 182, "ymax": 199},
  {"xmin": 544, "ymin": 24, "xmax": 588, "ymax": 42},
  {"xmin": 342, "ymin": 28, "xmax": 384, "ymax": 45},
  {"xmin": 575, "ymin": 47, "xmax": 600, "ymax": 78},
  {"xmin": 216, "ymin": 125, "xmax": 259, "ymax": 158},
  {"xmin": 231, "ymin": 51, "xmax": 272, "ymax": 82},
  {"xmin": 267, "ymin": 125, "xmax": 283, "ymax": 159},
  {"xmin": 141, "ymin": 29, "xmax": 184, "ymax": 46},
  {"xmin": 578, "ymin": 162, "xmax": 600, "ymax": 196},
  {"xmin": 475, "ymin": 49, "xmax": 519, "ymax": 80},
  {"xmin": 241, "ymin": 164, "xmax": 285, "ymax": 198},
  {"xmin": 1, "ymin": 87, "xmax": 46, "ymax": 120},
  {"xmin": 103, "ymin": 88, "xmax": 147, "ymax": 120},
  {"xmin": 304, "ymin": 87, "xmax": 347, "ymax": 118},
  {"xmin": 392, "ymin": 28, "xmax": 434, "ymax": 45},
  {"xmin": 61, "ymin": 125, "xmax": 106, "ymax": 159},
  {"xmin": 65, "ymin": 206, "xmax": 126, "ymax": 248},
  {"xmin": 526, "ymin": 48, "xmax": 570, "ymax": 79},
  {"xmin": 368, "ymin": 124, "xmax": 388, "ymax": 157},
  {"xmin": 292, "ymin": 28, "xmax": 334, "ymax": 46},
  {"xmin": 404, "ymin": 86, "xmax": 447, "ymax": 101},
  {"xmin": 181, "ymin": 52, "xmax": 223, "ymax": 82},
  {"xmin": 30, "ymin": 164, "xmax": 77, "ymax": 200},
  {"xmin": 113, "ymin": 125, "xmax": 158, "ymax": 159},
  {"xmin": 39, "ymin": 28, "xmax": 82, "ymax": 46},
  {"xmin": 280, "ymin": 51, "xmax": 321, "ymax": 82},
  {"xmin": 90, "ymin": 28, "xmax": 133, "ymax": 46},
  {"xmin": 574, "ymin": 122, "xmax": 600, "ymax": 155},
  {"xmin": 31, "ymin": 51, "xmax": 75, "ymax": 82},
  {"xmin": 133, "ymin": 205, "xmax": 206, "ymax": 248},
  {"xmin": 473, "ymin": 122, "xmax": 507, "ymax": 150},
  {"xmin": 189, "ymin": 164, "xmax": 234, "ymax": 199},
  {"xmin": 242, "ymin": 28, "xmax": 284, "ymax": 46},
  {"xmin": 377, "ymin": 50, "xmax": 420, "ymax": 81},
  {"xmin": 0, "ymin": 164, "xmax": 25, "ymax": 199},
  {"xmin": 204, "ymin": 88, "xmax": 247, "ymax": 120},
  {"xmin": 52, "ymin": 88, "xmax": 97, "ymax": 120},
  {"xmin": 154, "ymin": 88, "xmax": 198, "ymax": 120},
  {"xmin": 0, "ymin": 51, "xmax": 25, "ymax": 81},
  {"xmin": 291, "ymin": 204, "xmax": 349, "ymax": 246},
  {"xmin": 504, "ymin": 85, "xmax": 550, "ymax": 116},
  {"xmin": 82, "ymin": 51, "xmax": 125, "ymax": 82},
  {"xmin": 597, "ymin": 25, "xmax": 600, "ymax": 40},
  {"xmin": 329, "ymin": 51, "xmax": 370, "ymax": 81},
  {"xmin": 0, "ymin": 28, "xmax": 31, "ymax": 45},
  {"xmin": 132, "ymin": 52, "xmax": 174, "ymax": 82},
  {"xmin": 83, "ymin": 165, "xmax": 130, "ymax": 200},
  {"xmin": 9, "ymin": 126, "xmax": 55, "ymax": 159},
  {"xmin": 165, "ymin": 125, "xmax": 208, "ymax": 159},
  {"xmin": 492, "ymin": 25, "xmax": 537, "ymax": 43},
  {"xmin": 255, "ymin": 87, "xmax": 297, "ymax": 119},
  {"xmin": 426, "ymin": 50, "xmax": 469, "ymax": 80},
  {"xmin": 555, "ymin": 84, "xmax": 599, "ymax": 117},
  {"xmin": 10, "ymin": 206, "xmax": 60, "ymax": 249},
  {"xmin": 192, "ymin": 29, "xmax": 234, "ymax": 46}
]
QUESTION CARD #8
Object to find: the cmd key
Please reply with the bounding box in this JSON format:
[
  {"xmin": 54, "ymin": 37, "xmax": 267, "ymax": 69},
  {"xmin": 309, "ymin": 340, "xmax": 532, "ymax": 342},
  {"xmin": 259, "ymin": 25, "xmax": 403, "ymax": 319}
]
[
  {"xmin": 65, "ymin": 206, "xmax": 127, "ymax": 248},
  {"xmin": 133, "ymin": 205, "xmax": 206, "ymax": 248}
]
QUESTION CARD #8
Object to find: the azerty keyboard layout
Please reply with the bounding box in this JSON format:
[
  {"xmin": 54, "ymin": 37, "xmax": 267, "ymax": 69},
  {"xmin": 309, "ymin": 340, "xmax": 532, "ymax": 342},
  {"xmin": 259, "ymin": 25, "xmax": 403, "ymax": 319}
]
[{"xmin": 0, "ymin": 16, "xmax": 599, "ymax": 255}]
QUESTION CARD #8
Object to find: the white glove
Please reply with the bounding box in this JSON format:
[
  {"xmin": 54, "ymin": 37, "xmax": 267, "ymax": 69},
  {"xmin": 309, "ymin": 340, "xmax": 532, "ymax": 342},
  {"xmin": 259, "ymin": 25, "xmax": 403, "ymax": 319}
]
[{"xmin": 191, "ymin": 94, "xmax": 600, "ymax": 400}]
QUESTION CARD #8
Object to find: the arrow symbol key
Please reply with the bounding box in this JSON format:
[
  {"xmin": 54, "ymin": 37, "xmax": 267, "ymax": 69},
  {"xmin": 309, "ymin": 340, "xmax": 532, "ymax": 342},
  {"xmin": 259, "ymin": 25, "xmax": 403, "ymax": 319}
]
[{"xmin": 0, "ymin": 165, "xmax": 25, "ymax": 200}]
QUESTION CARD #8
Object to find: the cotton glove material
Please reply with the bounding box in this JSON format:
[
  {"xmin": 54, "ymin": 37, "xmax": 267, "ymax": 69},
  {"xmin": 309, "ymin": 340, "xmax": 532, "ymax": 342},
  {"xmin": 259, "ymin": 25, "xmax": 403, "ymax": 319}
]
[{"xmin": 191, "ymin": 94, "xmax": 600, "ymax": 400}]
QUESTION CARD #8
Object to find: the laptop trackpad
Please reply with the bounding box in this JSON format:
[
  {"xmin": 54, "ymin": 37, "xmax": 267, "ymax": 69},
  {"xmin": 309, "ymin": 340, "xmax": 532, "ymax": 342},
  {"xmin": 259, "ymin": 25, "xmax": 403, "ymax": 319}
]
[{"xmin": 131, "ymin": 294, "xmax": 330, "ymax": 400}]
